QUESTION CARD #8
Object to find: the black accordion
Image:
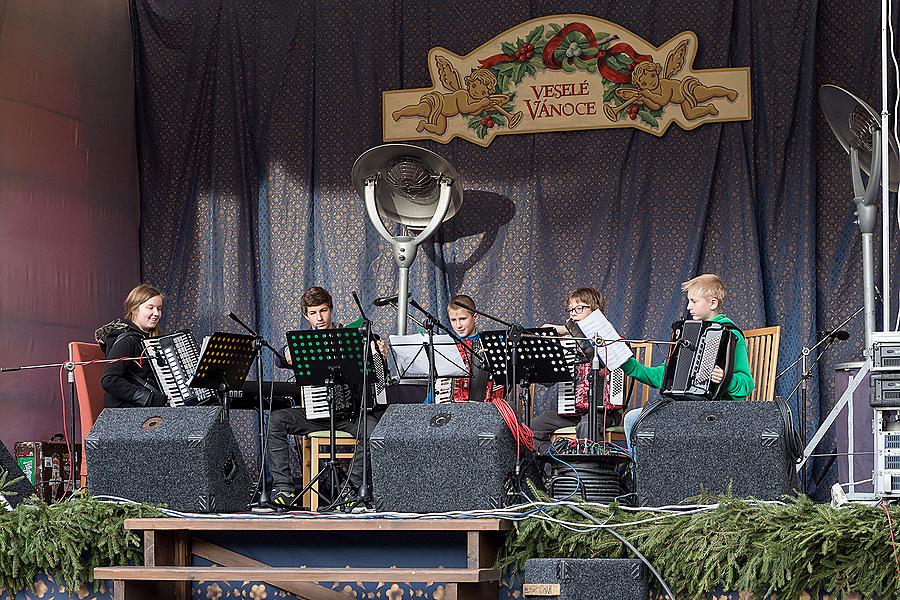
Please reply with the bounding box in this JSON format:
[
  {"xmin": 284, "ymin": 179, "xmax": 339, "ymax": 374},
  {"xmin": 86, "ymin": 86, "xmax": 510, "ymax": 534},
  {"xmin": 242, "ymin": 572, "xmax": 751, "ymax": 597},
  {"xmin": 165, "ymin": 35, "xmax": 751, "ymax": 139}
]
[{"xmin": 661, "ymin": 319, "xmax": 738, "ymax": 401}]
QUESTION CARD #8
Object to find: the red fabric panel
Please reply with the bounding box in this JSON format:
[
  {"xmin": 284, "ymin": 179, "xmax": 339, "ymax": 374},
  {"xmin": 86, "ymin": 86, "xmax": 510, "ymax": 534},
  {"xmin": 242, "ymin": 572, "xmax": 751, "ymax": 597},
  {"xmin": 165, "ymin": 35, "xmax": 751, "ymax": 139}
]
[{"xmin": 0, "ymin": 1, "xmax": 139, "ymax": 448}]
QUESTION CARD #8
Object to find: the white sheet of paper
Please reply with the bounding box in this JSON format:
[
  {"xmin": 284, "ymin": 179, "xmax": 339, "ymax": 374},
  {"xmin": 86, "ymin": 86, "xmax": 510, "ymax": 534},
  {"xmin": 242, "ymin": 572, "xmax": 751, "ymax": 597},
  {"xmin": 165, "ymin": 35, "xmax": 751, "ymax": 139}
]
[
  {"xmin": 574, "ymin": 310, "xmax": 633, "ymax": 370},
  {"xmin": 388, "ymin": 333, "xmax": 468, "ymax": 378}
]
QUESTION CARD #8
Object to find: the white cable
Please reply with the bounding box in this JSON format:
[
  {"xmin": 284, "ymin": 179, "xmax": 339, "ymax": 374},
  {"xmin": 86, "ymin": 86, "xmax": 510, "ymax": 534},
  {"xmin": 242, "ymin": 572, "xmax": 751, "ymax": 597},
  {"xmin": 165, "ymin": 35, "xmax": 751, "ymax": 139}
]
[{"xmin": 840, "ymin": 477, "xmax": 875, "ymax": 487}]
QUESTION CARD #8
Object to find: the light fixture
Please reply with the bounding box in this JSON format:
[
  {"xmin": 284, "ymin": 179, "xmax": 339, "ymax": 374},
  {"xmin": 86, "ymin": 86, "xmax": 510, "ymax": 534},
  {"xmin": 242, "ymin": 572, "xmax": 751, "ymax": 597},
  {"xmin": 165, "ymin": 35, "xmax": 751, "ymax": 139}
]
[
  {"xmin": 820, "ymin": 84, "xmax": 899, "ymax": 351},
  {"xmin": 352, "ymin": 143, "xmax": 463, "ymax": 334}
]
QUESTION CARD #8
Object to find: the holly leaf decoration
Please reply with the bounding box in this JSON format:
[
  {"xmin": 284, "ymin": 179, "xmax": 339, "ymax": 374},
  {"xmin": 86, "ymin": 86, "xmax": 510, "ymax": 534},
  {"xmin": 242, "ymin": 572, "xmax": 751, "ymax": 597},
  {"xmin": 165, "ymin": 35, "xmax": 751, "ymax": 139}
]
[
  {"xmin": 638, "ymin": 107, "xmax": 659, "ymax": 128},
  {"xmin": 606, "ymin": 54, "xmax": 630, "ymax": 72},
  {"xmin": 526, "ymin": 25, "xmax": 544, "ymax": 45},
  {"xmin": 501, "ymin": 41, "xmax": 517, "ymax": 56}
]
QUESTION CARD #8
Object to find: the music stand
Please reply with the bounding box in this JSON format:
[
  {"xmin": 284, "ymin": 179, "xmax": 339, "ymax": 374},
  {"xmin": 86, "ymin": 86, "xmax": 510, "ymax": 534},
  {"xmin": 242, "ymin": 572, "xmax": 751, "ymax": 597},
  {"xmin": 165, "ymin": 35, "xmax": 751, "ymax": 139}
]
[
  {"xmin": 285, "ymin": 328, "xmax": 369, "ymax": 510},
  {"xmin": 388, "ymin": 333, "xmax": 467, "ymax": 397},
  {"xmin": 480, "ymin": 328, "xmax": 571, "ymax": 386},
  {"xmin": 480, "ymin": 328, "xmax": 572, "ymax": 425},
  {"xmin": 190, "ymin": 332, "xmax": 257, "ymax": 412}
]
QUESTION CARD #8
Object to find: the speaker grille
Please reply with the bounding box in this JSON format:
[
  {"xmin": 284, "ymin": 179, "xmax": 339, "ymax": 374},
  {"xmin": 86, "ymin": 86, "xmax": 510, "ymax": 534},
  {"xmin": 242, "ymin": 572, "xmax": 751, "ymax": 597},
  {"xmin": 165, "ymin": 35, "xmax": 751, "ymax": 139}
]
[{"xmin": 884, "ymin": 455, "xmax": 900, "ymax": 470}]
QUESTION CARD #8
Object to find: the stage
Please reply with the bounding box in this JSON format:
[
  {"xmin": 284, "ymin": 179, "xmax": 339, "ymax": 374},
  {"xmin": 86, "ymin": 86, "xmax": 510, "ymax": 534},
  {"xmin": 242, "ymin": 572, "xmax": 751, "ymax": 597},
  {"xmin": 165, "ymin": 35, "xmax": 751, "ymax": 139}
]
[{"xmin": 0, "ymin": 495, "xmax": 898, "ymax": 600}]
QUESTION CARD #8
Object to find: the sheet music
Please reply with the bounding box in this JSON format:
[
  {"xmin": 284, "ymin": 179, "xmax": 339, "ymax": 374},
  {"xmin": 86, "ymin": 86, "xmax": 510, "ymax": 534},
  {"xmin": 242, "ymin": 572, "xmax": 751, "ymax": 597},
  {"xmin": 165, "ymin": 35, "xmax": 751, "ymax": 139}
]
[
  {"xmin": 388, "ymin": 334, "xmax": 468, "ymax": 379},
  {"xmin": 575, "ymin": 309, "xmax": 632, "ymax": 370}
]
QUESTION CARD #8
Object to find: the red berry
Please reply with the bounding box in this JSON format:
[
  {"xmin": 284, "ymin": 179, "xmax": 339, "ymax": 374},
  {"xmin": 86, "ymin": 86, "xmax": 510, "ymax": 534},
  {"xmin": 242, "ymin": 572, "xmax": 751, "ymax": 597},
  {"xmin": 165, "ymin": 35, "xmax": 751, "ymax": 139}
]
[{"xmin": 485, "ymin": 116, "xmax": 494, "ymax": 128}]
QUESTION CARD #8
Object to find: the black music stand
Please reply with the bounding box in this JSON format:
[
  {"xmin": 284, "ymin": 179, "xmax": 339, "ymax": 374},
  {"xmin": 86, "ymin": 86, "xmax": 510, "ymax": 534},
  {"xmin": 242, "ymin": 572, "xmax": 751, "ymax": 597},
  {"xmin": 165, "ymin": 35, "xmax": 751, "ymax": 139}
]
[
  {"xmin": 481, "ymin": 328, "xmax": 572, "ymax": 423},
  {"xmin": 481, "ymin": 328, "xmax": 571, "ymax": 384},
  {"xmin": 190, "ymin": 332, "xmax": 257, "ymax": 414},
  {"xmin": 285, "ymin": 328, "xmax": 368, "ymax": 510}
]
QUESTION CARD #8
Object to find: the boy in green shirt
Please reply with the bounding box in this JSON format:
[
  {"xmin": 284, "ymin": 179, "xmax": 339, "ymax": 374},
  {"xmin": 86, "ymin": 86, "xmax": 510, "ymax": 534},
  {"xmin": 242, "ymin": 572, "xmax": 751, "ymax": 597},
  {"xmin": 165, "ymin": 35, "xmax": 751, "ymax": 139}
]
[{"xmin": 622, "ymin": 274, "xmax": 755, "ymax": 452}]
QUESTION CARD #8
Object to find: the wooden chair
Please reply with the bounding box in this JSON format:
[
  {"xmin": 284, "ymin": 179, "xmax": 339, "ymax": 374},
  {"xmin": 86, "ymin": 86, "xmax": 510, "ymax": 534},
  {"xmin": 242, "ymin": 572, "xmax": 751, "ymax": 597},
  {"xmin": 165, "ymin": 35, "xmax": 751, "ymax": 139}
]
[
  {"xmin": 300, "ymin": 431, "xmax": 357, "ymax": 510},
  {"xmin": 604, "ymin": 341, "xmax": 655, "ymax": 443},
  {"xmin": 743, "ymin": 326, "xmax": 781, "ymax": 401},
  {"xmin": 68, "ymin": 341, "xmax": 107, "ymax": 487}
]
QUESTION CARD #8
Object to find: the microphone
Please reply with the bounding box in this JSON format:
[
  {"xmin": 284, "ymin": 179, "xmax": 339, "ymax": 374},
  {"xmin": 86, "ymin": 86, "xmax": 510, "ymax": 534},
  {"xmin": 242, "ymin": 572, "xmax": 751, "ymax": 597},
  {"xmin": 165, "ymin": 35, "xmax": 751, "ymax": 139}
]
[
  {"xmin": 820, "ymin": 330, "xmax": 850, "ymax": 341},
  {"xmin": 374, "ymin": 293, "xmax": 410, "ymax": 307}
]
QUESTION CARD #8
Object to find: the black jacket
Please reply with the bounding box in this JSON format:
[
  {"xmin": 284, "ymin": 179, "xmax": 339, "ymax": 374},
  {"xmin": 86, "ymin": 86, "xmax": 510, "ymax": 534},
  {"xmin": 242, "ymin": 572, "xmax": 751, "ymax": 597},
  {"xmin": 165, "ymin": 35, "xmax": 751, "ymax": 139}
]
[{"xmin": 100, "ymin": 320, "xmax": 167, "ymax": 408}]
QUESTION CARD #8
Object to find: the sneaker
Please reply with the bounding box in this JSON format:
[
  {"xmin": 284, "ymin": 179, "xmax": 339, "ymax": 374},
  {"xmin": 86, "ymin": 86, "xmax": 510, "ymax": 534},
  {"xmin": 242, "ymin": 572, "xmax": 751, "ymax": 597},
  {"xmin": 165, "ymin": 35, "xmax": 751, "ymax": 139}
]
[
  {"xmin": 330, "ymin": 487, "xmax": 361, "ymax": 513},
  {"xmin": 271, "ymin": 489, "xmax": 298, "ymax": 508}
]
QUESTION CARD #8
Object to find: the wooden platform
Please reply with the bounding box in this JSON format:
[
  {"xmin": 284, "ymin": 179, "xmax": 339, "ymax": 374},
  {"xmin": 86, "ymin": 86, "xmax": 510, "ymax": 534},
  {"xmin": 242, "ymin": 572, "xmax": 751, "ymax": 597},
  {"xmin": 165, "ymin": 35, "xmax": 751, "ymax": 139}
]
[{"xmin": 94, "ymin": 516, "xmax": 511, "ymax": 600}]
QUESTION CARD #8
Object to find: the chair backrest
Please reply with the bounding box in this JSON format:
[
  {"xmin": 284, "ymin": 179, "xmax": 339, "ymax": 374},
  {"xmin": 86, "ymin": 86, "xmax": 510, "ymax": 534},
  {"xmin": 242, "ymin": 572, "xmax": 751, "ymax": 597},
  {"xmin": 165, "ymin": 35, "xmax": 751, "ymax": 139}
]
[
  {"xmin": 742, "ymin": 326, "xmax": 781, "ymax": 401},
  {"xmin": 623, "ymin": 341, "xmax": 655, "ymax": 410},
  {"xmin": 68, "ymin": 342, "xmax": 106, "ymax": 485}
]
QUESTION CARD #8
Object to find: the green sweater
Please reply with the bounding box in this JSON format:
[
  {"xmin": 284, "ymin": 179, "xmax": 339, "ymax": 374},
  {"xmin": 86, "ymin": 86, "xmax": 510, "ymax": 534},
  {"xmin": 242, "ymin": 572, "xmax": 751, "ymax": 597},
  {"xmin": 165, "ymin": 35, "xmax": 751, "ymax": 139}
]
[{"xmin": 621, "ymin": 314, "xmax": 755, "ymax": 400}]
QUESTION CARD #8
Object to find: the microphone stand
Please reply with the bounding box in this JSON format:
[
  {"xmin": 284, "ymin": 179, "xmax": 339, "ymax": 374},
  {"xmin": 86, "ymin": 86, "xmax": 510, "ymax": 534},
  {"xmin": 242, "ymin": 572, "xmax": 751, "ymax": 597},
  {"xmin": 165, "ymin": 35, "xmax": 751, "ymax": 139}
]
[
  {"xmin": 775, "ymin": 306, "xmax": 861, "ymax": 492},
  {"xmin": 346, "ymin": 291, "xmax": 374, "ymax": 510},
  {"xmin": 415, "ymin": 302, "xmax": 438, "ymax": 403},
  {"xmin": 1, "ymin": 355, "xmax": 134, "ymax": 498},
  {"xmin": 226, "ymin": 311, "xmax": 284, "ymax": 508},
  {"xmin": 588, "ymin": 334, "xmax": 604, "ymax": 443}
]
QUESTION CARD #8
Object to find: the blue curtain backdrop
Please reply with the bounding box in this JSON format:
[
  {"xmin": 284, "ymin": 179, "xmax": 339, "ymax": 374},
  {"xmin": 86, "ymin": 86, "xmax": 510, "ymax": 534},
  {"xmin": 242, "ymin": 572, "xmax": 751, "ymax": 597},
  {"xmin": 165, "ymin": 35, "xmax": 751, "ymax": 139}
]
[{"xmin": 131, "ymin": 0, "xmax": 896, "ymax": 494}]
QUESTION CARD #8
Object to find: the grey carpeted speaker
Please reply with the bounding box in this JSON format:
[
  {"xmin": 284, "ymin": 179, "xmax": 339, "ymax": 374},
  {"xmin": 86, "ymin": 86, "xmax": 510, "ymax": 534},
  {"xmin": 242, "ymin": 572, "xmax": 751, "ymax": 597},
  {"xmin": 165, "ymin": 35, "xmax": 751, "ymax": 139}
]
[
  {"xmin": 370, "ymin": 403, "xmax": 519, "ymax": 513},
  {"xmin": 85, "ymin": 407, "xmax": 251, "ymax": 513},
  {"xmin": 634, "ymin": 400, "xmax": 797, "ymax": 506},
  {"xmin": 0, "ymin": 441, "xmax": 35, "ymax": 510},
  {"xmin": 523, "ymin": 558, "xmax": 649, "ymax": 600}
]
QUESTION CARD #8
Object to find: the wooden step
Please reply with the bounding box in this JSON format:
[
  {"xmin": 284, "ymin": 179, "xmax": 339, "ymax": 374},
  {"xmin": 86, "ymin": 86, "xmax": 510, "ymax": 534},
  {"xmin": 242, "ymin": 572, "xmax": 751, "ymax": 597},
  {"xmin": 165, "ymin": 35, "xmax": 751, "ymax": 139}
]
[
  {"xmin": 94, "ymin": 566, "xmax": 501, "ymax": 583},
  {"xmin": 124, "ymin": 517, "xmax": 510, "ymax": 532}
]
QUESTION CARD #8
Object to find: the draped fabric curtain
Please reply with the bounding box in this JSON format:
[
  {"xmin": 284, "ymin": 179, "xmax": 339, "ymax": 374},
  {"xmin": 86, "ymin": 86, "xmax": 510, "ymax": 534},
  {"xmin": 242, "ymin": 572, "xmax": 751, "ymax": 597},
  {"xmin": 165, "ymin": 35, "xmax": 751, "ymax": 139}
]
[
  {"xmin": 132, "ymin": 0, "xmax": 894, "ymax": 494},
  {"xmin": 0, "ymin": 0, "xmax": 139, "ymax": 448}
]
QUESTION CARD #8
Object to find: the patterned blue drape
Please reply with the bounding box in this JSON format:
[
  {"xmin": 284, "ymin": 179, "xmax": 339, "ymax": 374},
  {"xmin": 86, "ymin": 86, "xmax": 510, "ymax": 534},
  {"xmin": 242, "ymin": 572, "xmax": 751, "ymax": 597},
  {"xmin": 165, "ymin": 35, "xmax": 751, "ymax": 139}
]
[{"xmin": 132, "ymin": 0, "xmax": 896, "ymax": 495}]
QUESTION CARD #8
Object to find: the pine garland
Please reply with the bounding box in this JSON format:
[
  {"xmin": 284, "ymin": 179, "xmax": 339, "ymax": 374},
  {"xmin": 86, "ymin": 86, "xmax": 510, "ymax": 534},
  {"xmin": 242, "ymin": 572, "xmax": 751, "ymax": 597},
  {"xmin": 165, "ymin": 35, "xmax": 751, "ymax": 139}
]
[
  {"xmin": 497, "ymin": 496, "xmax": 900, "ymax": 600},
  {"xmin": 0, "ymin": 491, "xmax": 162, "ymax": 594}
]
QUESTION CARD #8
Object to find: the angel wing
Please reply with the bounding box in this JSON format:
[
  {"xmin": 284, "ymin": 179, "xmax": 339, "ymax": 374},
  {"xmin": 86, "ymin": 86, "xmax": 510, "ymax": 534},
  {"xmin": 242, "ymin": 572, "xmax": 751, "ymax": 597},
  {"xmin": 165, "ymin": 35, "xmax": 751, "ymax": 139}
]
[
  {"xmin": 664, "ymin": 39, "xmax": 689, "ymax": 79},
  {"xmin": 435, "ymin": 55, "xmax": 462, "ymax": 92}
]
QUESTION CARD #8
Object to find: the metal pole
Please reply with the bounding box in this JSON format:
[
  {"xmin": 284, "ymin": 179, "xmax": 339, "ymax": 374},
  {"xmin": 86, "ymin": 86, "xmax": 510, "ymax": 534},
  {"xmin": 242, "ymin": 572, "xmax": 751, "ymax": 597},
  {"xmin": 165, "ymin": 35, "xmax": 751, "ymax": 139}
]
[
  {"xmin": 881, "ymin": 0, "xmax": 891, "ymax": 330},
  {"xmin": 799, "ymin": 347, "xmax": 810, "ymax": 490},
  {"xmin": 396, "ymin": 263, "xmax": 411, "ymax": 335},
  {"xmin": 862, "ymin": 231, "xmax": 878, "ymax": 353}
]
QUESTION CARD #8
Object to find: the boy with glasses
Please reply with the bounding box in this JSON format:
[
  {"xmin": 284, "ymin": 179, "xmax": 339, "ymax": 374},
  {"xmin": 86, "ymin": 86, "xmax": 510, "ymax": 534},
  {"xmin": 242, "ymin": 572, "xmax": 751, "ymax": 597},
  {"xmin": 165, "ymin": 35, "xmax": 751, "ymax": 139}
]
[{"xmin": 531, "ymin": 287, "xmax": 621, "ymax": 452}]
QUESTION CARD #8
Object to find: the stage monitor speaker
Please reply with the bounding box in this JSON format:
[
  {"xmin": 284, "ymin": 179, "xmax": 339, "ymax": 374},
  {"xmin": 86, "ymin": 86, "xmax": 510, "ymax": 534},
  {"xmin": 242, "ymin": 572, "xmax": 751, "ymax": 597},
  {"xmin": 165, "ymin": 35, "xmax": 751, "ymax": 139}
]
[
  {"xmin": 0, "ymin": 441, "xmax": 35, "ymax": 510},
  {"xmin": 634, "ymin": 400, "xmax": 797, "ymax": 506},
  {"xmin": 85, "ymin": 407, "xmax": 251, "ymax": 513},
  {"xmin": 370, "ymin": 402, "xmax": 519, "ymax": 513},
  {"xmin": 523, "ymin": 558, "xmax": 649, "ymax": 600}
]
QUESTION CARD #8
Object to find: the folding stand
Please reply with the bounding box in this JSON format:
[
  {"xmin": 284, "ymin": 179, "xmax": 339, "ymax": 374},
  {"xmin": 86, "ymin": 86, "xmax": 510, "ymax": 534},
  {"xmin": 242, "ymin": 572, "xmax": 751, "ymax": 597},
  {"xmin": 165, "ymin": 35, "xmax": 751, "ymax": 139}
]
[
  {"xmin": 190, "ymin": 332, "xmax": 257, "ymax": 414},
  {"xmin": 285, "ymin": 327, "xmax": 368, "ymax": 510},
  {"xmin": 480, "ymin": 327, "xmax": 572, "ymax": 424}
]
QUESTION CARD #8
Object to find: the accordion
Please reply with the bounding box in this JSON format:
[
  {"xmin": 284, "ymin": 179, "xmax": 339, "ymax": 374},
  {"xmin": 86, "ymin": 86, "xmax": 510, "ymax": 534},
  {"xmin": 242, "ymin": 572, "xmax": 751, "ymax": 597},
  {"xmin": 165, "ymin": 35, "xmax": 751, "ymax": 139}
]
[
  {"xmin": 660, "ymin": 319, "xmax": 737, "ymax": 401},
  {"xmin": 303, "ymin": 341, "xmax": 389, "ymax": 419},
  {"xmin": 142, "ymin": 331, "xmax": 217, "ymax": 407}
]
